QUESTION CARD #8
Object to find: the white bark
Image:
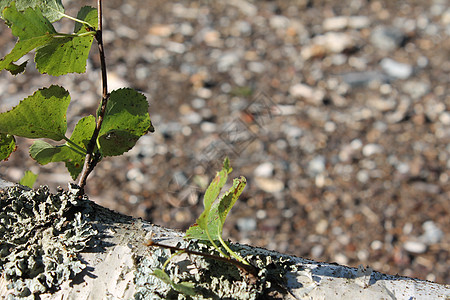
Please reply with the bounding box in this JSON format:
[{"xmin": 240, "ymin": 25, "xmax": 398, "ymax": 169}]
[{"xmin": 1, "ymin": 179, "xmax": 449, "ymax": 299}]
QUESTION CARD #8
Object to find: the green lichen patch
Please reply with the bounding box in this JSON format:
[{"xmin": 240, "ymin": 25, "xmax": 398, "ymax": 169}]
[
  {"xmin": 0, "ymin": 185, "xmax": 97, "ymax": 299},
  {"xmin": 135, "ymin": 240, "xmax": 295, "ymax": 299}
]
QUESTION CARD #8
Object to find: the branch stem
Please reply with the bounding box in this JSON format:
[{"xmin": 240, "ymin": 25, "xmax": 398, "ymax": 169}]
[
  {"xmin": 58, "ymin": 12, "xmax": 96, "ymax": 28},
  {"xmin": 219, "ymin": 234, "xmax": 250, "ymax": 265},
  {"xmin": 53, "ymin": 32, "xmax": 96, "ymax": 38},
  {"xmin": 63, "ymin": 136, "xmax": 87, "ymax": 156},
  {"xmin": 146, "ymin": 240, "xmax": 259, "ymax": 278},
  {"xmin": 77, "ymin": 0, "xmax": 108, "ymax": 194}
]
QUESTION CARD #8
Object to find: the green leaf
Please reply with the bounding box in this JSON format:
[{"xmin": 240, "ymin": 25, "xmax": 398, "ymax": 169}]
[
  {"xmin": 186, "ymin": 169, "xmax": 248, "ymax": 265},
  {"xmin": 30, "ymin": 115, "xmax": 95, "ymax": 180},
  {"xmin": 152, "ymin": 269, "xmax": 196, "ymax": 296},
  {"xmin": 35, "ymin": 6, "xmax": 97, "ymax": 75},
  {"xmin": 152, "ymin": 269, "xmax": 172, "ymax": 285},
  {"xmin": 0, "ymin": 133, "xmax": 16, "ymax": 161},
  {"xmin": 19, "ymin": 170, "xmax": 37, "ymax": 188},
  {"xmin": 0, "ymin": 3, "xmax": 96, "ymax": 75},
  {"xmin": 197, "ymin": 158, "xmax": 232, "ymax": 229},
  {"xmin": 5, "ymin": 60, "xmax": 27, "ymax": 75},
  {"xmin": 1, "ymin": 0, "xmax": 65, "ymax": 23},
  {"xmin": 97, "ymin": 88, "xmax": 154, "ymax": 156},
  {"xmin": 185, "ymin": 158, "xmax": 234, "ymax": 240},
  {"xmin": 186, "ymin": 176, "xmax": 246, "ymax": 241},
  {"xmin": 172, "ymin": 281, "xmax": 196, "ymax": 296},
  {"xmin": 2, "ymin": 1, "xmax": 56, "ymax": 43},
  {"xmin": 74, "ymin": 6, "xmax": 97, "ymax": 33},
  {"xmin": 0, "ymin": 2, "xmax": 56, "ymax": 74},
  {"xmin": 185, "ymin": 208, "xmax": 221, "ymax": 241},
  {"xmin": 30, "ymin": 140, "xmax": 63, "ymax": 164},
  {"xmin": 217, "ymin": 176, "xmax": 246, "ymax": 233},
  {"xmin": 0, "ymin": 85, "xmax": 70, "ymax": 140}
]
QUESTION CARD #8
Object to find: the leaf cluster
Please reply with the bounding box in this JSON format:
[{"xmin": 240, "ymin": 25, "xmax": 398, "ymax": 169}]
[
  {"xmin": 0, "ymin": 1, "xmax": 95, "ymax": 76},
  {"xmin": 150, "ymin": 158, "xmax": 256, "ymax": 297},
  {"xmin": 185, "ymin": 157, "xmax": 249, "ymax": 264},
  {"xmin": 0, "ymin": 1, "xmax": 154, "ymax": 181}
]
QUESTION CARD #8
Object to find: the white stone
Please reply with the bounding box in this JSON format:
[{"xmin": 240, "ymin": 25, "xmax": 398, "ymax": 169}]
[
  {"xmin": 380, "ymin": 58, "xmax": 413, "ymax": 79},
  {"xmin": 217, "ymin": 52, "xmax": 240, "ymax": 72},
  {"xmin": 248, "ymin": 61, "xmax": 265, "ymax": 73},
  {"xmin": 351, "ymin": 139, "xmax": 363, "ymax": 150},
  {"xmin": 254, "ymin": 177, "xmax": 284, "ymax": 193},
  {"xmin": 229, "ymin": 0, "xmax": 257, "ymax": 16},
  {"xmin": 403, "ymin": 240, "xmax": 427, "ymax": 254},
  {"xmin": 319, "ymin": 32, "xmax": 355, "ymax": 53},
  {"xmin": 236, "ymin": 217, "xmax": 257, "ymax": 232},
  {"xmin": 357, "ymin": 170, "xmax": 370, "ymax": 183},
  {"xmin": 289, "ymin": 83, "xmax": 325, "ymax": 104},
  {"xmin": 323, "ymin": 16, "xmax": 348, "ymax": 31},
  {"xmin": 181, "ymin": 112, "xmax": 202, "ymax": 124},
  {"xmin": 311, "ymin": 245, "xmax": 324, "ymax": 258},
  {"xmin": 420, "ymin": 221, "xmax": 443, "ymax": 245},
  {"xmin": 253, "ymin": 162, "xmax": 274, "ymax": 178},
  {"xmin": 348, "ymin": 16, "xmax": 371, "ymax": 29},
  {"xmin": 276, "ymin": 105, "xmax": 297, "ymax": 116},
  {"xmin": 200, "ymin": 121, "xmax": 217, "ymax": 133},
  {"xmin": 439, "ymin": 112, "xmax": 450, "ymax": 125},
  {"xmin": 308, "ymin": 156, "xmax": 326, "ymax": 175},
  {"xmin": 270, "ymin": 15, "xmax": 290, "ymax": 29},
  {"xmin": 315, "ymin": 219, "xmax": 328, "ymax": 234},
  {"xmin": 371, "ymin": 240, "xmax": 383, "ymax": 251},
  {"xmin": 362, "ymin": 144, "xmax": 383, "ymax": 156}
]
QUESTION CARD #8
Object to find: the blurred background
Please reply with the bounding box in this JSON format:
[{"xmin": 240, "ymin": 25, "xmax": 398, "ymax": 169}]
[{"xmin": 0, "ymin": 0, "xmax": 449, "ymax": 284}]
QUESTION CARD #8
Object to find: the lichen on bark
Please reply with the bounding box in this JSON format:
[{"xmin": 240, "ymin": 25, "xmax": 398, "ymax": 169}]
[
  {"xmin": 134, "ymin": 240, "xmax": 294, "ymax": 299},
  {"xmin": 0, "ymin": 184, "xmax": 97, "ymax": 299}
]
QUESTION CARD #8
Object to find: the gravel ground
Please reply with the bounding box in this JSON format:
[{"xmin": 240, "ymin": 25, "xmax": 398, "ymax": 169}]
[{"xmin": 1, "ymin": 0, "xmax": 449, "ymax": 284}]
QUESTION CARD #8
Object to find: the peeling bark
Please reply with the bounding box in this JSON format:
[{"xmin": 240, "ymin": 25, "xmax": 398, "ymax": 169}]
[{"xmin": 1, "ymin": 179, "xmax": 449, "ymax": 299}]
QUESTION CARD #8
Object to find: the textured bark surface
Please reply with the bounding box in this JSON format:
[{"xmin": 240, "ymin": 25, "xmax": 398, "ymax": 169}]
[{"xmin": 1, "ymin": 179, "xmax": 449, "ymax": 299}]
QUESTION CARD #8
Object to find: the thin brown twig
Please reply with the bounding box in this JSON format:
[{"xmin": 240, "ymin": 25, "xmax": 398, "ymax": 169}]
[
  {"xmin": 78, "ymin": 0, "xmax": 108, "ymax": 194},
  {"xmin": 146, "ymin": 240, "xmax": 259, "ymax": 278}
]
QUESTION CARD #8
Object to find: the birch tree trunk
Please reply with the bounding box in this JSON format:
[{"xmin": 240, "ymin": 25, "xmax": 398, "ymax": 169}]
[{"xmin": 1, "ymin": 179, "xmax": 448, "ymax": 299}]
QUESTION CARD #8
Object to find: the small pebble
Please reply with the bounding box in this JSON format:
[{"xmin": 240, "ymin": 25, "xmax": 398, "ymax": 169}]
[
  {"xmin": 181, "ymin": 112, "xmax": 202, "ymax": 124},
  {"xmin": 315, "ymin": 219, "xmax": 328, "ymax": 234},
  {"xmin": 192, "ymin": 98, "xmax": 206, "ymax": 109},
  {"xmin": 236, "ymin": 217, "xmax": 257, "ymax": 232},
  {"xmin": 403, "ymin": 240, "xmax": 427, "ymax": 254},
  {"xmin": 254, "ymin": 177, "xmax": 284, "ymax": 193},
  {"xmin": 317, "ymin": 32, "xmax": 356, "ymax": 53},
  {"xmin": 371, "ymin": 240, "xmax": 383, "ymax": 251},
  {"xmin": 126, "ymin": 168, "xmax": 145, "ymax": 184},
  {"xmin": 356, "ymin": 170, "xmax": 370, "ymax": 183},
  {"xmin": 380, "ymin": 58, "xmax": 414, "ymax": 79},
  {"xmin": 420, "ymin": 221, "xmax": 443, "ymax": 245},
  {"xmin": 371, "ymin": 26, "xmax": 406, "ymax": 51},
  {"xmin": 368, "ymin": 97, "xmax": 396, "ymax": 112},
  {"xmin": 269, "ymin": 15, "xmax": 290, "ymax": 29},
  {"xmin": 308, "ymin": 156, "xmax": 326, "ymax": 175},
  {"xmin": 362, "ymin": 144, "xmax": 383, "ymax": 156},
  {"xmin": 341, "ymin": 71, "xmax": 386, "ymax": 87},
  {"xmin": 254, "ymin": 162, "xmax": 274, "ymax": 178},
  {"xmin": 289, "ymin": 83, "xmax": 325, "ymax": 104},
  {"xmin": 217, "ymin": 52, "xmax": 240, "ymax": 72},
  {"xmin": 439, "ymin": 112, "xmax": 450, "ymax": 125},
  {"xmin": 402, "ymin": 81, "xmax": 430, "ymax": 99},
  {"xmin": 200, "ymin": 121, "xmax": 217, "ymax": 133},
  {"xmin": 348, "ymin": 16, "xmax": 371, "ymax": 29},
  {"xmin": 333, "ymin": 253, "xmax": 349, "ymax": 265},
  {"xmin": 323, "ymin": 16, "xmax": 348, "ymax": 31},
  {"xmin": 311, "ymin": 245, "xmax": 324, "ymax": 258},
  {"xmin": 256, "ymin": 209, "xmax": 267, "ymax": 219}
]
